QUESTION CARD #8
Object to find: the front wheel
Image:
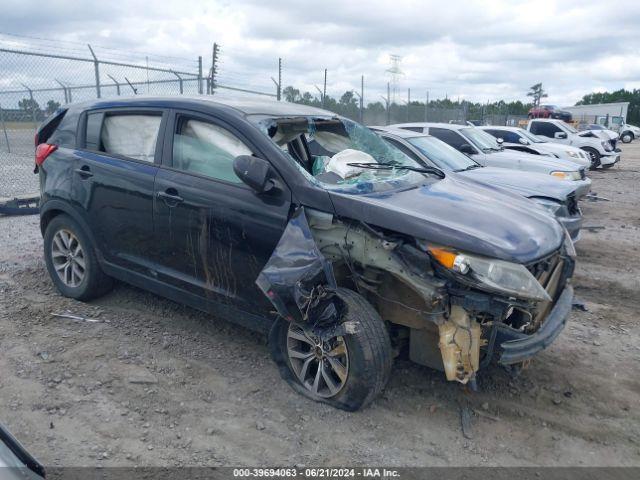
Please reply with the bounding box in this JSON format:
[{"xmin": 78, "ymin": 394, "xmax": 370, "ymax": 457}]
[
  {"xmin": 582, "ymin": 147, "xmax": 601, "ymax": 170},
  {"xmin": 270, "ymin": 288, "xmax": 393, "ymax": 411},
  {"xmin": 621, "ymin": 132, "xmax": 633, "ymax": 143}
]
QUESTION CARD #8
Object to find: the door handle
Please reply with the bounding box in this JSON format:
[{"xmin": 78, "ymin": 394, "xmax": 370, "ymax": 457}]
[
  {"xmin": 74, "ymin": 166, "xmax": 93, "ymax": 178},
  {"xmin": 157, "ymin": 189, "xmax": 184, "ymax": 205}
]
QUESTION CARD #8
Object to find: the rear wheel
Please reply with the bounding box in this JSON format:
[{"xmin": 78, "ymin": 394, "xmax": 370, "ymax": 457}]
[
  {"xmin": 270, "ymin": 288, "xmax": 393, "ymax": 411},
  {"xmin": 43, "ymin": 214, "xmax": 113, "ymax": 301},
  {"xmin": 582, "ymin": 147, "xmax": 601, "ymax": 170},
  {"xmin": 621, "ymin": 132, "xmax": 633, "ymax": 143}
]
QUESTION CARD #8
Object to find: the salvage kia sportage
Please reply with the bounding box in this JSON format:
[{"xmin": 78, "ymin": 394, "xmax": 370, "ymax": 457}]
[{"xmin": 35, "ymin": 97, "xmax": 576, "ymax": 411}]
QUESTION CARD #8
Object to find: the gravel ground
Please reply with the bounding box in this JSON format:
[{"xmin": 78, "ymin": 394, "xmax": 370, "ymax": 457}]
[{"xmin": 0, "ymin": 143, "xmax": 639, "ymax": 467}]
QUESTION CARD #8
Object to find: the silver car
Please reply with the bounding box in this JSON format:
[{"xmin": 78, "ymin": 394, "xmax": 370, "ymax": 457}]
[{"xmin": 391, "ymin": 122, "xmax": 591, "ymax": 198}]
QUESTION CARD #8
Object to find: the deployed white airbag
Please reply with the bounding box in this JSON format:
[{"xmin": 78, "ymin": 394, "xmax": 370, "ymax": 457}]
[{"xmin": 326, "ymin": 149, "xmax": 376, "ymax": 179}]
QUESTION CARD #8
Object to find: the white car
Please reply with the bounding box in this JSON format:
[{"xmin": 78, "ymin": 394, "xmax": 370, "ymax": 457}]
[
  {"xmin": 480, "ymin": 126, "xmax": 591, "ymax": 168},
  {"xmin": 390, "ymin": 122, "xmax": 590, "ymax": 192},
  {"xmin": 619, "ymin": 123, "xmax": 640, "ymax": 143},
  {"xmin": 526, "ymin": 119, "xmax": 620, "ymax": 169}
]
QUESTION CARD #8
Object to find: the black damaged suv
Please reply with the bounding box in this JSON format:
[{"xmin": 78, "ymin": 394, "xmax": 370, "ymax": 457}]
[{"xmin": 36, "ymin": 97, "xmax": 575, "ymax": 410}]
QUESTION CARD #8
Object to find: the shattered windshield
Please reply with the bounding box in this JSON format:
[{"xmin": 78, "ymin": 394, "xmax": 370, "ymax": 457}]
[{"xmin": 249, "ymin": 114, "xmax": 432, "ymax": 194}]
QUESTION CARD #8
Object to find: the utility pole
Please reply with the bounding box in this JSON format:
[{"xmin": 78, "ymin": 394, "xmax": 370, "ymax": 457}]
[
  {"xmin": 210, "ymin": 43, "xmax": 219, "ymax": 95},
  {"xmin": 360, "ymin": 75, "xmax": 364, "ymax": 123},
  {"xmin": 407, "ymin": 88, "xmax": 411, "ymax": 122},
  {"xmin": 424, "ymin": 90, "xmax": 429, "ymax": 121},
  {"xmin": 386, "ymin": 54, "xmax": 403, "ymax": 104},
  {"xmin": 322, "ymin": 69, "xmax": 327, "ymax": 108},
  {"xmin": 198, "ymin": 56, "xmax": 203, "ymax": 94}
]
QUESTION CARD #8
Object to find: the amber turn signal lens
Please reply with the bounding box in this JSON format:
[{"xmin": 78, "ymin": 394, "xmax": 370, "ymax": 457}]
[{"xmin": 428, "ymin": 247, "xmax": 457, "ymax": 269}]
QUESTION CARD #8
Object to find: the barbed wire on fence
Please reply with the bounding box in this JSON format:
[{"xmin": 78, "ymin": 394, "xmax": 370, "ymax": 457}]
[{"xmin": 1, "ymin": 34, "xmax": 530, "ymax": 200}]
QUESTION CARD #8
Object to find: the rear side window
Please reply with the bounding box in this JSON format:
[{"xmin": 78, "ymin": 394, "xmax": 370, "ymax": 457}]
[
  {"xmin": 172, "ymin": 117, "xmax": 252, "ymax": 183},
  {"xmin": 529, "ymin": 121, "xmax": 560, "ymax": 138},
  {"xmin": 85, "ymin": 112, "xmax": 162, "ymax": 163},
  {"xmin": 428, "ymin": 128, "xmax": 467, "ymax": 150}
]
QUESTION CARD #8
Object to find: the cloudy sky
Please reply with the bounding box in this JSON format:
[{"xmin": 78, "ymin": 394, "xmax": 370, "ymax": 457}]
[{"xmin": 1, "ymin": 0, "xmax": 639, "ymax": 105}]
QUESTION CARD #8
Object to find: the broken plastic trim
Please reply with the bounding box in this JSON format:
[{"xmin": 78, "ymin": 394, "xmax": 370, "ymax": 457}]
[{"xmin": 256, "ymin": 207, "xmax": 346, "ymax": 329}]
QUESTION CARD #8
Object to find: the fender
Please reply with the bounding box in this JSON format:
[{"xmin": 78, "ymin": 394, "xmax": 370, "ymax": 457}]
[{"xmin": 39, "ymin": 199, "xmax": 106, "ymax": 264}]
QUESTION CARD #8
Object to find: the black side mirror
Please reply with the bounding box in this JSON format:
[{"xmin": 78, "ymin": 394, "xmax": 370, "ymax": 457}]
[
  {"xmin": 459, "ymin": 143, "xmax": 475, "ymax": 155},
  {"xmin": 233, "ymin": 155, "xmax": 276, "ymax": 193}
]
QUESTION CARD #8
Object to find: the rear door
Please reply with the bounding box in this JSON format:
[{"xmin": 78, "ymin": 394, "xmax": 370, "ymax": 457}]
[
  {"xmin": 73, "ymin": 108, "xmax": 167, "ymax": 275},
  {"xmin": 152, "ymin": 110, "xmax": 292, "ymax": 315}
]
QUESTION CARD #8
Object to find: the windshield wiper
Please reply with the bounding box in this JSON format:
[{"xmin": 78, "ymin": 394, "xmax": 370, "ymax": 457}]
[
  {"xmin": 346, "ymin": 162, "xmax": 445, "ymax": 178},
  {"xmin": 457, "ymin": 164, "xmax": 482, "ymax": 172}
]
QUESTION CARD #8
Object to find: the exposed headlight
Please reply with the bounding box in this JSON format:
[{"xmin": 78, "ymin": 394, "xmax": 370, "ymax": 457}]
[
  {"xmin": 564, "ymin": 150, "xmax": 579, "ymax": 158},
  {"xmin": 550, "ymin": 170, "xmax": 581, "ymax": 181},
  {"xmin": 427, "ymin": 246, "xmax": 551, "ymax": 302},
  {"xmin": 603, "ymin": 141, "xmax": 613, "ymax": 152}
]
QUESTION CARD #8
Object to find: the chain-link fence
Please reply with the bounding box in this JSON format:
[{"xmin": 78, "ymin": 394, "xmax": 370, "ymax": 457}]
[
  {"xmin": 1, "ymin": 35, "xmax": 531, "ymax": 208},
  {"xmin": 0, "ymin": 44, "xmax": 207, "ymax": 201},
  {"xmin": 0, "ymin": 38, "xmax": 279, "ymax": 205}
]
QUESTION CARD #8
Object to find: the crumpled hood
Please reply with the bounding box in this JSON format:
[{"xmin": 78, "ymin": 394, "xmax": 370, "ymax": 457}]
[
  {"xmin": 458, "ymin": 167, "xmax": 577, "ymax": 200},
  {"xmin": 481, "ymin": 149, "xmax": 582, "ymax": 171},
  {"xmin": 328, "ymin": 173, "xmax": 563, "ymax": 264}
]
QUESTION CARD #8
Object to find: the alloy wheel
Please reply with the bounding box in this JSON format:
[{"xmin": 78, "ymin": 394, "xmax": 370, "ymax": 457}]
[
  {"xmin": 286, "ymin": 323, "xmax": 349, "ymax": 398},
  {"xmin": 51, "ymin": 229, "xmax": 86, "ymax": 287}
]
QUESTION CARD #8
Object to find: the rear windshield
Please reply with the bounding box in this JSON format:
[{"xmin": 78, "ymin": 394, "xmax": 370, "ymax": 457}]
[{"xmin": 249, "ymin": 115, "xmax": 431, "ymax": 194}]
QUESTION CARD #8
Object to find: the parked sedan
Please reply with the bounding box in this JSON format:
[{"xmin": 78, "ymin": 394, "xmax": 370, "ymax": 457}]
[
  {"xmin": 372, "ymin": 127, "xmax": 585, "ymax": 241},
  {"xmin": 480, "ymin": 126, "xmax": 591, "ymax": 167},
  {"xmin": 391, "ymin": 122, "xmax": 591, "ymax": 198}
]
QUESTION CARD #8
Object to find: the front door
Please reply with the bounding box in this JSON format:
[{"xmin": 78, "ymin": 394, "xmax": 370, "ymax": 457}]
[{"xmin": 152, "ymin": 110, "xmax": 292, "ymax": 316}]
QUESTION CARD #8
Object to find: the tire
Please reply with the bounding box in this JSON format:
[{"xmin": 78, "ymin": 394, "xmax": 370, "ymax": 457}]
[
  {"xmin": 269, "ymin": 288, "xmax": 393, "ymax": 411},
  {"xmin": 582, "ymin": 147, "xmax": 601, "ymax": 170},
  {"xmin": 43, "ymin": 214, "xmax": 113, "ymax": 301},
  {"xmin": 621, "ymin": 132, "xmax": 633, "ymax": 143}
]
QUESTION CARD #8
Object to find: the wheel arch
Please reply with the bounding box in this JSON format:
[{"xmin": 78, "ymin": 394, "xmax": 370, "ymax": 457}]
[{"xmin": 39, "ymin": 201, "xmax": 102, "ymax": 261}]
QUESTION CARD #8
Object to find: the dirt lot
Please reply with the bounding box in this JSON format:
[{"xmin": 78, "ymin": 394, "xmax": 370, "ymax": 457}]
[{"xmin": 1, "ymin": 143, "xmax": 639, "ymax": 468}]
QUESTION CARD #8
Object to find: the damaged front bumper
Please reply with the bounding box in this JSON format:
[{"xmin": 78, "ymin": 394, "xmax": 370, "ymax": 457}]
[{"xmin": 494, "ymin": 284, "xmax": 573, "ymax": 365}]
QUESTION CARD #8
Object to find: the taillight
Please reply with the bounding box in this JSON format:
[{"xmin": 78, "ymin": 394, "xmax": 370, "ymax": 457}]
[{"xmin": 35, "ymin": 143, "xmax": 58, "ymax": 166}]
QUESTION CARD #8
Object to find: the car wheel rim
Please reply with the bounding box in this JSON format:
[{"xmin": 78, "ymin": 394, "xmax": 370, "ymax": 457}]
[
  {"xmin": 286, "ymin": 323, "xmax": 349, "ymax": 398},
  {"xmin": 51, "ymin": 229, "xmax": 86, "ymax": 287}
]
